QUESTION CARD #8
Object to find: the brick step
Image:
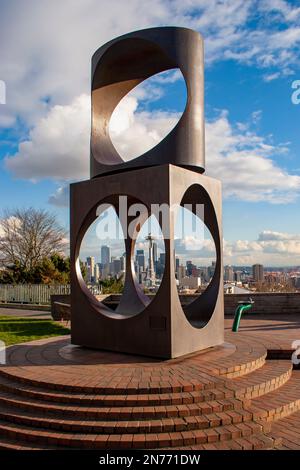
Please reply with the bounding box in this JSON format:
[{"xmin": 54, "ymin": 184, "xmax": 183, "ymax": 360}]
[
  {"xmin": 0, "ymin": 339, "xmax": 267, "ymax": 393},
  {"xmin": 184, "ymin": 433, "xmax": 280, "ymax": 450},
  {"xmin": 0, "ymin": 391, "xmax": 247, "ymax": 419},
  {"xmin": 245, "ymin": 372, "xmax": 300, "ymax": 423},
  {"xmin": 216, "ymin": 352, "xmax": 266, "ymax": 379},
  {"xmin": 0, "ymin": 377, "xmax": 232, "ymax": 406},
  {"xmin": 0, "ymin": 436, "xmax": 70, "ymax": 451},
  {"xmin": 226, "ymin": 360, "xmax": 292, "ymax": 400},
  {"xmin": 184, "ymin": 347, "xmax": 266, "ymax": 379},
  {"xmin": 0, "ymin": 367, "xmax": 224, "ymax": 395},
  {"xmin": 0, "ymin": 403, "xmax": 254, "ymax": 434},
  {"xmin": 0, "ymin": 419, "xmax": 268, "ymax": 449},
  {"xmin": 268, "ymin": 409, "xmax": 300, "ymax": 450},
  {"xmin": 0, "ymin": 360, "xmax": 290, "ymax": 407}
]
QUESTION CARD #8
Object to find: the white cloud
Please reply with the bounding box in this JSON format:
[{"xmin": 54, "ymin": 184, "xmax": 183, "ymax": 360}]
[
  {"xmin": 5, "ymin": 92, "xmax": 180, "ymax": 179},
  {"xmin": 5, "ymin": 92, "xmax": 300, "ymax": 205},
  {"xmin": 258, "ymin": 230, "xmax": 300, "ymax": 241},
  {"xmin": 175, "ymin": 236, "xmax": 216, "ymax": 256},
  {"xmin": 259, "ymin": 0, "xmax": 300, "ymax": 22},
  {"xmin": 48, "ymin": 185, "xmax": 70, "ymax": 208},
  {"xmin": 225, "ymin": 230, "xmax": 300, "ymax": 266},
  {"xmin": 110, "ymin": 103, "xmax": 181, "ymax": 162},
  {"xmin": 1, "ymin": 0, "xmax": 300, "ymax": 130},
  {"xmin": 263, "ymin": 72, "xmax": 281, "ymax": 82},
  {"xmin": 251, "ymin": 110, "xmax": 262, "ymax": 123},
  {"xmin": 0, "ymin": 0, "xmax": 170, "ymax": 128},
  {"xmin": 5, "ymin": 94, "xmax": 91, "ymax": 181},
  {"xmin": 149, "ymin": 69, "xmax": 183, "ymax": 84},
  {"xmin": 205, "ymin": 113, "xmax": 300, "ymax": 203}
]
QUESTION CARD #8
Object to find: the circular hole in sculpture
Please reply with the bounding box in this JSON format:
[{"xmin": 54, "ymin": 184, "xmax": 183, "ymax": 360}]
[
  {"xmin": 109, "ymin": 69, "xmax": 187, "ymax": 161},
  {"xmin": 78, "ymin": 204, "xmax": 127, "ymax": 313},
  {"xmin": 132, "ymin": 214, "xmax": 165, "ymax": 300},
  {"xmin": 174, "ymin": 202, "xmax": 218, "ymax": 326}
]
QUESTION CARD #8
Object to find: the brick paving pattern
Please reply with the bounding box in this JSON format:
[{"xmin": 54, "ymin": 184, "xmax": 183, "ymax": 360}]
[{"xmin": 0, "ymin": 314, "xmax": 298, "ymax": 450}]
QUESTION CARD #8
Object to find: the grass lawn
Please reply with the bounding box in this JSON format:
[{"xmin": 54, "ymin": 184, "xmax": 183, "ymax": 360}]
[{"xmin": 0, "ymin": 316, "xmax": 70, "ymax": 346}]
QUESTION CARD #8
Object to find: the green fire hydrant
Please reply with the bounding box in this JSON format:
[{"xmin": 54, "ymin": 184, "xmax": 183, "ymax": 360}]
[{"xmin": 232, "ymin": 298, "xmax": 254, "ymax": 332}]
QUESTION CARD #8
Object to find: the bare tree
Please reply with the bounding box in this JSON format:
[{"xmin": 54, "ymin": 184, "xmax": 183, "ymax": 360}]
[{"xmin": 0, "ymin": 208, "xmax": 67, "ymax": 271}]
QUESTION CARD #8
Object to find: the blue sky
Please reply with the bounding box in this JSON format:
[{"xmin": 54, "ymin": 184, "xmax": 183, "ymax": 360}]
[{"xmin": 1, "ymin": 0, "xmax": 300, "ymax": 266}]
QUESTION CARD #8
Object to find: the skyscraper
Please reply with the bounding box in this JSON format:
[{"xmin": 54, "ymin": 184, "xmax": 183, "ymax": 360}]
[
  {"xmin": 208, "ymin": 261, "xmax": 216, "ymax": 279},
  {"xmin": 94, "ymin": 263, "xmax": 100, "ymax": 282},
  {"xmin": 186, "ymin": 261, "xmax": 195, "ymax": 276},
  {"xmin": 224, "ymin": 265, "xmax": 234, "ymax": 282},
  {"xmin": 101, "ymin": 245, "xmax": 110, "ymax": 265},
  {"xmin": 120, "ymin": 254, "xmax": 126, "ymax": 272},
  {"xmin": 136, "ymin": 249, "xmax": 145, "ymax": 270},
  {"xmin": 177, "ymin": 265, "xmax": 186, "ymax": 281},
  {"xmin": 159, "ymin": 253, "xmax": 166, "ymax": 266},
  {"xmin": 113, "ymin": 258, "xmax": 122, "ymax": 276},
  {"xmin": 86, "ymin": 256, "xmax": 95, "ymax": 283},
  {"xmin": 253, "ymin": 264, "xmax": 264, "ymax": 283},
  {"xmin": 155, "ymin": 252, "xmax": 165, "ymax": 278},
  {"xmin": 145, "ymin": 233, "xmax": 156, "ymax": 285},
  {"xmin": 153, "ymin": 242, "xmax": 158, "ymax": 264}
]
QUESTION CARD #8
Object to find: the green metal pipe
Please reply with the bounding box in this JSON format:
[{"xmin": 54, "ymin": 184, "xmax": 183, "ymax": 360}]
[{"xmin": 232, "ymin": 303, "xmax": 253, "ymax": 332}]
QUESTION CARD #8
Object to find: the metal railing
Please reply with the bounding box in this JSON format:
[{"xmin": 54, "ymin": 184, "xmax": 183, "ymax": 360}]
[{"xmin": 0, "ymin": 284, "xmax": 71, "ymax": 305}]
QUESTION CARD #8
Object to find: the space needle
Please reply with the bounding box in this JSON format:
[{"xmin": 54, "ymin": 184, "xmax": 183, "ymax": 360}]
[{"xmin": 145, "ymin": 233, "xmax": 156, "ymax": 286}]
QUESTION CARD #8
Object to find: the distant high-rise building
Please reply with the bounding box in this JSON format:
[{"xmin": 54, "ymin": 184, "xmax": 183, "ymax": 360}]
[
  {"xmin": 199, "ymin": 267, "xmax": 209, "ymax": 283},
  {"xmin": 109, "ymin": 257, "xmax": 116, "ymax": 276},
  {"xmin": 159, "ymin": 253, "xmax": 166, "ymax": 267},
  {"xmin": 101, "ymin": 245, "xmax": 110, "ymax": 265},
  {"xmin": 224, "ymin": 265, "xmax": 234, "ymax": 282},
  {"xmin": 153, "ymin": 242, "xmax": 158, "ymax": 264},
  {"xmin": 186, "ymin": 260, "xmax": 195, "ymax": 276},
  {"xmin": 94, "ymin": 263, "xmax": 100, "ymax": 282},
  {"xmin": 252, "ymin": 264, "xmax": 264, "ymax": 283},
  {"xmin": 155, "ymin": 252, "xmax": 165, "ymax": 278},
  {"xmin": 139, "ymin": 271, "xmax": 147, "ymax": 284},
  {"xmin": 136, "ymin": 249, "xmax": 145, "ymax": 270},
  {"xmin": 101, "ymin": 263, "xmax": 110, "ymax": 279},
  {"xmin": 120, "ymin": 254, "xmax": 126, "ymax": 272},
  {"xmin": 113, "ymin": 258, "xmax": 122, "ymax": 276},
  {"xmin": 208, "ymin": 261, "xmax": 216, "ymax": 279},
  {"xmin": 192, "ymin": 267, "xmax": 200, "ymax": 277},
  {"xmin": 175, "ymin": 257, "xmax": 180, "ymax": 273},
  {"xmin": 145, "ymin": 233, "xmax": 156, "ymax": 285},
  {"xmin": 177, "ymin": 265, "xmax": 186, "ymax": 281},
  {"xmin": 86, "ymin": 256, "xmax": 95, "ymax": 283}
]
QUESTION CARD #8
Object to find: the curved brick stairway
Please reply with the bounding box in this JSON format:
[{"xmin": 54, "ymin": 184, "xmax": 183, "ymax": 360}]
[{"xmin": 0, "ymin": 335, "xmax": 298, "ymax": 450}]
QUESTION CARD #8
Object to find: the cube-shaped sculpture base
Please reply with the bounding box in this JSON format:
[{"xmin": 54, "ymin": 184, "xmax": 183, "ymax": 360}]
[{"xmin": 70, "ymin": 165, "xmax": 224, "ymax": 359}]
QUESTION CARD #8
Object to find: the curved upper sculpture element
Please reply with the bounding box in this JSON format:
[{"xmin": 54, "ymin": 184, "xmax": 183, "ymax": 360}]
[{"xmin": 91, "ymin": 27, "xmax": 205, "ymax": 178}]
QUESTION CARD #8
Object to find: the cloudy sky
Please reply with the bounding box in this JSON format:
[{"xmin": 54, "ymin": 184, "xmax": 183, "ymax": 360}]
[{"xmin": 1, "ymin": 0, "xmax": 300, "ymax": 266}]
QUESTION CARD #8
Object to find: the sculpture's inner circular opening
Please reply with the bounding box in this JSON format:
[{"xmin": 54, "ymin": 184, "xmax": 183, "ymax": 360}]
[
  {"xmin": 109, "ymin": 69, "xmax": 187, "ymax": 161},
  {"xmin": 78, "ymin": 204, "xmax": 127, "ymax": 312},
  {"xmin": 77, "ymin": 198, "xmax": 166, "ymax": 317},
  {"xmin": 174, "ymin": 206, "xmax": 217, "ymax": 308},
  {"xmin": 132, "ymin": 214, "xmax": 165, "ymax": 297},
  {"xmin": 174, "ymin": 183, "xmax": 220, "ymax": 329}
]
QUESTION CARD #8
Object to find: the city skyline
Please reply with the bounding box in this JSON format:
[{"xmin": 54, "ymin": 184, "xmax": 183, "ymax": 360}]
[
  {"xmin": 84, "ymin": 244, "xmax": 300, "ymax": 294},
  {"xmin": 79, "ymin": 233, "xmax": 300, "ymax": 269}
]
